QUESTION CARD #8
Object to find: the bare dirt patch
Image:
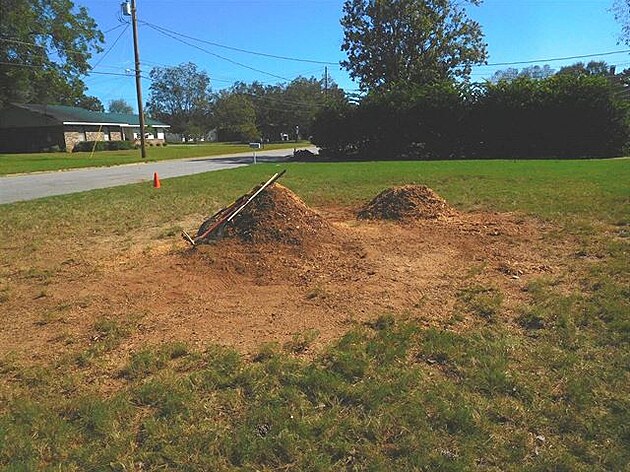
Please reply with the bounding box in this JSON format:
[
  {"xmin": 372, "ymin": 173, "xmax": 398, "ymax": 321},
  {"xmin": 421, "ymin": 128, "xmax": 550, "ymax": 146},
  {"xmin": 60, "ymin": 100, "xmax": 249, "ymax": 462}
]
[{"xmin": 0, "ymin": 184, "xmax": 570, "ymax": 377}]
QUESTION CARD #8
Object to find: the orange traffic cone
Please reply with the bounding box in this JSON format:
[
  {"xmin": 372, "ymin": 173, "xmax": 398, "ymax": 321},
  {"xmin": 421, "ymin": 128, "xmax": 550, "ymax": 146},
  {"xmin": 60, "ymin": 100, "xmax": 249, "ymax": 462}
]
[{"xmin": 153, "ymin": 172, "xmax": 161, "ymax": 188}]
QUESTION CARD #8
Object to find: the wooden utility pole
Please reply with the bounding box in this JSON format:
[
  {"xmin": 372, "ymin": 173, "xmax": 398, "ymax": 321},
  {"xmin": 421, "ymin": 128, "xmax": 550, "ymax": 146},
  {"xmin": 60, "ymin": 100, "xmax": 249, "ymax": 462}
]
[
  {"xmin": 324, "ymin": 66, "xmax": 328, "ymax": 100},
  {"xmin": 130, "ymin": 0, "xmax": 147, "ymax": 158}
]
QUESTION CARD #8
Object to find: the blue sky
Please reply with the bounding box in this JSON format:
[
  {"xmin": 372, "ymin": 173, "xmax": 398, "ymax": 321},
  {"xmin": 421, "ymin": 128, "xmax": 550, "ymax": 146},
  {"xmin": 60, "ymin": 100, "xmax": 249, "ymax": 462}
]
[{"xmin": 80, "ymin": 0, "xmax": 629, "ymax": 111}]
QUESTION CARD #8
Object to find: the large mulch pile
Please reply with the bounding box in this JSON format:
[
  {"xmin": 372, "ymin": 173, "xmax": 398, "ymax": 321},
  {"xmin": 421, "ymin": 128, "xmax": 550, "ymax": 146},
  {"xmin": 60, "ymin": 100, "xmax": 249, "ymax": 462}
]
[
  {"xmin": 222, "ymin": 184, "xmax": 332, "ymax": 245},
  {"xmin": 358, "ymin": 185, "xmax": 456, "ymax": 221}
]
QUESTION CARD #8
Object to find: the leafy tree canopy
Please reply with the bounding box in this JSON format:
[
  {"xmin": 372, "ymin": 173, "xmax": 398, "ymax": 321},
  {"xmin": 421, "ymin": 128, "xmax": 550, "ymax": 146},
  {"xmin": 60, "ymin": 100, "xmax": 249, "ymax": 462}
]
[
  {"xmin": 146, "ymin": 62, "xmax": 212, "ymax": 138},
  {"xmin": 340, "ymin": 0, "xmax": 487, "ymax": 93},
  {"xmin": 76, "ymin": 95, "xmax": 104, "ymax": 111},
  {"xmin": 557, "ymin": 61, "xmax": 612, "ymax": 77},
  {"xmin": 0, "ymin": 0, "xmax": 104, "ymax": 106},
  {"xmin": 491, "ymin": 65, "xmax": 555, "ymax": 83},
  {"xmin": 490, "ymin": 62, "xmax": 617, "ymax": 85},
  {"xmin": 108, "ymin": 98, "xmax": 134, "ymax": 114},
  {"xmin": 212, "ymin": 92, "xmax": 259, "ymax": 142},
  {"xmin": 224, "ymin": 74, "xmax": 347, "ymax": 141}
]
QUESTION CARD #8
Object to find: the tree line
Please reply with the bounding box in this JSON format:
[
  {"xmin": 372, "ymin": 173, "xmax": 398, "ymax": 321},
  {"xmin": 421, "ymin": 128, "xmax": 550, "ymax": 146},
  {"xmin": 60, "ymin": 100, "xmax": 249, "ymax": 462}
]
[
  {"xmin": 144, "ymin": 62, "xmax": 346, "ymax": 142},
  {"xmin": 312, "ymin": 64, "xmax": 630, "ymax": 159}
]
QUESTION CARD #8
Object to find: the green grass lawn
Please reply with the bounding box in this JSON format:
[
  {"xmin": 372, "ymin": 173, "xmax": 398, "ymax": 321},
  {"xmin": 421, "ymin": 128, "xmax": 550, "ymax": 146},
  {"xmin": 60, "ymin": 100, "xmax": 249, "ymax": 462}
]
[
  {"xmin": 0, "ymin": 141, "xmax": 309, "ymax": 175},
  {"xmin": 0, "ymin": 159, "xmax": 628, "ymax": 470},
  {"xmin": 2, "ymin": 159, "xmax": 627, "ymax": 237}
]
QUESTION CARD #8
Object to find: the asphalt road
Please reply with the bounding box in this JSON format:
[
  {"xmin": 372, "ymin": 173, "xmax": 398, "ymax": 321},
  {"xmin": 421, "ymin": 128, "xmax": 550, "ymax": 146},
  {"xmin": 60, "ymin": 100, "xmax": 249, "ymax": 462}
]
[{"xmin": 0, "ymin": 147, "xmax": 311, "ymax": 205}]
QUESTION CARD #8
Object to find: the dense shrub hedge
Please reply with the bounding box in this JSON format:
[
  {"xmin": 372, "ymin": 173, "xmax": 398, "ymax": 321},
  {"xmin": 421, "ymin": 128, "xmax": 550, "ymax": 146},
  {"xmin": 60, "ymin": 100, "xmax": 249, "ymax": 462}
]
[
  {"xmin": 312, "ymin": 75, "xmax": 629, "ymax": 159},
  {"xmin": 72, "ymin": 140, "xmax": 135, "ymax": 152}
]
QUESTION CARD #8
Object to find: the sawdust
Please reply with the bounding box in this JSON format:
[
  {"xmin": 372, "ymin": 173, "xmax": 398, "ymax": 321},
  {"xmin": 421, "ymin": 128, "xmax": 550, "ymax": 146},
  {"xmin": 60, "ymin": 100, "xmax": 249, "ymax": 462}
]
[{"xmin": 358, "ymin": 185, "xmax": 456, "ymax": 220}]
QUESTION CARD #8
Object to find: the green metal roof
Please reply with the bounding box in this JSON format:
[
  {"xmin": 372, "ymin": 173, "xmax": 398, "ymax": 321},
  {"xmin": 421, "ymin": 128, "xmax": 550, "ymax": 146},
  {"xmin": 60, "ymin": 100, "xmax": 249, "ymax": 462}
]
[{"xmin": 12, "ymin": 104, "xmax": 170, "ymax": 127}]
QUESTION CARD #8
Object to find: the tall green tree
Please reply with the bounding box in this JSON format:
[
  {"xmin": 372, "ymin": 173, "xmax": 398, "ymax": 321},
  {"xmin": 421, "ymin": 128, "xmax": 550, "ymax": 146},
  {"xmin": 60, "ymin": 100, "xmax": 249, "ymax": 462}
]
[
  {"xmin": 108, "ymin": 98, "xmax": 133, "ymax": 114},
  {"xmin": 212, "ymin": 92, "xmax": 259, "ymax": 142},
  {"xmin": 146, "ymin": 62, "xmax": 212, "ymax": 139},
  {"xmin": 229, "ymin": 81, "xmax": 287, "ymax": 140},
  {"xmin": 0, "ymin": 0, "xmax": 103, "ymax": 106},
  {"xmin": 340, "ymin": 0, "xmax": 487, "ymax": 92}
]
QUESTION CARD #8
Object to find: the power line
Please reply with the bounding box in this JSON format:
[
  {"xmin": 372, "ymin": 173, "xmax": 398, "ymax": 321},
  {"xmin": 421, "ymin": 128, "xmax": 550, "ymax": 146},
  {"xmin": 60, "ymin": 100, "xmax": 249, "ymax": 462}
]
[
  {"xmin": 140, "ymin": 58, "xmax": 276, "ymax": 86},
  {"xmin": 0, "ymin": 37, "xmax": 98, "ymax": 60},
  {"xmin": 1, "ymin": 59, "xmax": 331, "ymax": 100},
  {"xmin": 244, "ymin": 95, "xmax": 324, "ymax": 108},
  {"xmin": 0, "ymin": 38, "xmax": 45, "ymax": 49},
  {"xmin": 0, "ymin": 61, "xmax": 150, "ymax": 80},
  {"xmin": 141, "ymin": 21, "xmax": 339, "ymax": 66},
  {"xmin": 92, "ymin": 25, "xmax": 129, "ymax": 69},
  {"xmin": 142, "ymin": 23, "xmax": 291, "ymax": 81},
  {"xmin": 91, "ymin": 70, "xmax": 148, "ymax": 79},
  {"xmin": 92, "ymin": 64, "xmax": 134, "ymax": 72},
  {"xmin": 4, "ymin": 34, "xmax": 629, "ymax": 82},
  {"xmin": 136, "ymin": 27, "xmax": 630, "ymax": 86},
  {"xmin": 125, "ymin": 23, "xmax": 630, "ymax": 70},
  {"xmin": 477, "ymin": 49, "xmax": 630, "ymax": 67},
  {"xmin": 141, "ymin": 58, "xmax": 327, "ymax": 88},
  {"xmin": 103, "ymin": 23, "xmax": 128, "ymax": 34},
  {"xmin": 0, "ymin": 61, "xmax": 43, "ymax": 69},
  {"xmin": 1, "ymin": 61, "xmax": 334, "ymax": 109},
  {"xmin": 5, "ymin": 31, "xmax": 628, "ymax": 104}
]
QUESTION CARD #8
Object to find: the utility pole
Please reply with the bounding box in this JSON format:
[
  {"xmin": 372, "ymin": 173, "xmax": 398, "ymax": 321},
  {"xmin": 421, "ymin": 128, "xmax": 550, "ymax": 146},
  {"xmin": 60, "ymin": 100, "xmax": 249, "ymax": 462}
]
[
  {"xmin": 324, "ymin": 66, "xmax": 328, "ymax": 101},
  {"xmin": 126, "ymin": 0, "xmax": 147, "ymax": 158}
]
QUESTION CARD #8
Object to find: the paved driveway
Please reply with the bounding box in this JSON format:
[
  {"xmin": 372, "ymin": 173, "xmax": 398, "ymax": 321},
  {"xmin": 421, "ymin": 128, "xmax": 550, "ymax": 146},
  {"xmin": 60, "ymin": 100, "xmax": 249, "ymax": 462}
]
[{"xmin": 0, "ymin": 147, "xmax": 311, "ymax": 204}]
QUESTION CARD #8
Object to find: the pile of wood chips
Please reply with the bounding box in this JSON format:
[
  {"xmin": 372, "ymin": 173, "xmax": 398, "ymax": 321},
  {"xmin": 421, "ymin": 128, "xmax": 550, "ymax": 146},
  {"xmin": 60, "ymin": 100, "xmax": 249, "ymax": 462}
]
[
  {"xmin": 223, "ymin": 184, "xmax": 332, "ymax": 245},
  {"xmin": 357, "ymin": 185, "xmax": 456, "ymax": 221}
]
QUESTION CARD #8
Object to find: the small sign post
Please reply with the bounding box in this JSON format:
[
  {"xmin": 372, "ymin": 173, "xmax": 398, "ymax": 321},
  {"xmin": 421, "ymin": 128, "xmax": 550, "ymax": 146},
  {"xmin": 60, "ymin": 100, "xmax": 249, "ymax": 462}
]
[{"xmin": 249, "ymin": 142, "xmax": 261, "ymax": 164}]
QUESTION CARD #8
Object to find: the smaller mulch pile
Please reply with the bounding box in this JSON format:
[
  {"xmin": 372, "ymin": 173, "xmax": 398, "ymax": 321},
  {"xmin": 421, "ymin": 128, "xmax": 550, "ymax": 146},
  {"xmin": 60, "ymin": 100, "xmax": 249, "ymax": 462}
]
[
  {"xmin": 358, "ymin": 185, "xmax": 456, "ymax": 221},
  {"xmin": 223, "ymin": 184, "xmax": 331, "ymax": 245}
]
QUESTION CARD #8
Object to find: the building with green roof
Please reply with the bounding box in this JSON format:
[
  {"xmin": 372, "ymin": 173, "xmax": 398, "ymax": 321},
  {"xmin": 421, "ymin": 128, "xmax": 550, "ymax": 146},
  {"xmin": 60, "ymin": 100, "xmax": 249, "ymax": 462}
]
[{"xmin": 0, "ymin": 103, "xmax": 170, "ymax": 152}]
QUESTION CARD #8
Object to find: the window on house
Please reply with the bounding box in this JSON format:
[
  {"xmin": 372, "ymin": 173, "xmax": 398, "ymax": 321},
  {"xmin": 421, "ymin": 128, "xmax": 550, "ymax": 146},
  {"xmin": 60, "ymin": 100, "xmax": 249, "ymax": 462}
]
[{"xmin": 102, "ymin": 126, "xmax": 110, "ymax": 141}]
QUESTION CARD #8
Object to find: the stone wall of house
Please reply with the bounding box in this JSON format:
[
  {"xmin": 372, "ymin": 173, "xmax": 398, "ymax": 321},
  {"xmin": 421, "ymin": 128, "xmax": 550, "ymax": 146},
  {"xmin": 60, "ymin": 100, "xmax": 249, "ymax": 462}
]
[
  {"xmin": 85, "ymin": 131, "xmax": 105, "ymax": 142},
  {"xmin": 64, "ymin": 127, "xmax": 128, "ymax": 151},
  {"xmin": 64, "ymin": 131, "xmax": 84, "ymax": 152},
  {"xmin": 62, "ymin": 125, "xmax": 168, "ymax": 151}
]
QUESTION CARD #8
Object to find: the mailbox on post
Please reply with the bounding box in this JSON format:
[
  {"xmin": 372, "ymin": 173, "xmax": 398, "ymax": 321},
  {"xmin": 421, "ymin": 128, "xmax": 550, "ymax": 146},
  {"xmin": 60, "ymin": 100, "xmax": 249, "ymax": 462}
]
[{"xmin": 249, "ymin": 142, "xmax": 261, "ymax": 164}]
